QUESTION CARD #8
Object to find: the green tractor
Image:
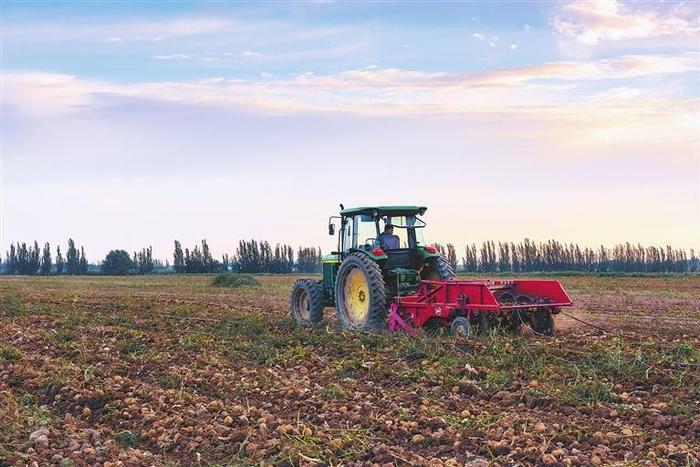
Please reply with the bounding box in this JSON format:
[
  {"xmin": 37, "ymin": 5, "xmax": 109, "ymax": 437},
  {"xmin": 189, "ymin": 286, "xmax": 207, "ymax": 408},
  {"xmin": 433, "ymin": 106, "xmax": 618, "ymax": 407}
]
[{"xmin": 290, "ymin": 205, "xmax": 455, "ymax": 330}]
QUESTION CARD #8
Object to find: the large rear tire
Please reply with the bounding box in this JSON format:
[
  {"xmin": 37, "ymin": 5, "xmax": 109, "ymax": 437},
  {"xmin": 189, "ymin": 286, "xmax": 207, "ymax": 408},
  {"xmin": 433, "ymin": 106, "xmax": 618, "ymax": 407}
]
[
  {"xmin": 421, "ymin": 255, "xmax": 456, "ymax": 281},
  {"xmin": 335, "ymin": 252, "xmax": 388, "ymax": 330},
  {"xmin": 290, "ymin": 279, "xmax": 324, "ymax": 325}
]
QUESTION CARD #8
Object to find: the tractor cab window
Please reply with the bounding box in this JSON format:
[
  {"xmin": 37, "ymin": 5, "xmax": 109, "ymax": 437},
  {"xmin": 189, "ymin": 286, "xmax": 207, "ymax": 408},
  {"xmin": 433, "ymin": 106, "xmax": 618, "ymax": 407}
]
[
  {"xmin": 342, "ymin": 218, "xmax": 353, "ymax": 251},
  {"xmin": 382, "ymin": 217, "xmax": 409, "ymax": 249},
  {"xmin": 410, "ymin": 216, "xmax": 427, "ymax": 246},
  {"xmin": 380, "ymin": 215, "xmax": 426, "ymax": 249},
  {"xmin": 353, "ymin": 215, "xmax": 379, "ymax": 250}
]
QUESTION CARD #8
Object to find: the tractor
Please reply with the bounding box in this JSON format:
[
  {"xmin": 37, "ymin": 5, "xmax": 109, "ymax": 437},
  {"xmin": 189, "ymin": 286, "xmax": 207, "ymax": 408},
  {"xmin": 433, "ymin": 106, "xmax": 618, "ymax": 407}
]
[
  {"xmin": 289, "ymin": 205, "xmax": 573, "ymax": 336},
  {"xmin": 290, "ymin": 205, "xmax": 454, "ymax": 330}
]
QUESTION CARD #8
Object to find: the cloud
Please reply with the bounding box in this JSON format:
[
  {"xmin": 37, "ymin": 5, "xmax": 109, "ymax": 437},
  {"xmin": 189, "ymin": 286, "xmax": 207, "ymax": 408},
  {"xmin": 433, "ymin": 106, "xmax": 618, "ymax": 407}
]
[
  {"xmin": 241, "ymin": 50, "xmax": 262, "ymax": 57},
  {"xmin": 473, "ymin": 32, "xmax": 498, "ymax": 47},
  {"xmin": 152, "ymin": 53, "xmax": 191, "ymax": 60},
  {"xmin": 2, "ymin": 53, "xmax": 697, "ymax": 147},
  {"xmin": 554, "ymin": 0, "xmax": 700, "ymax": 45},
  {"xmin": 4, "ymin": 17, "xmax": 234, "ymax": 44}
]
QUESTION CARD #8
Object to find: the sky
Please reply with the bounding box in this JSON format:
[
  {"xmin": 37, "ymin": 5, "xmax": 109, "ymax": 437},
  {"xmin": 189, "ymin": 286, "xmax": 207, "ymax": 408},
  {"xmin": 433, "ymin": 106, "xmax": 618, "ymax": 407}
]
[{"xmin": 1, "ymin": 0, "xmax": 699, "ymax": 262}]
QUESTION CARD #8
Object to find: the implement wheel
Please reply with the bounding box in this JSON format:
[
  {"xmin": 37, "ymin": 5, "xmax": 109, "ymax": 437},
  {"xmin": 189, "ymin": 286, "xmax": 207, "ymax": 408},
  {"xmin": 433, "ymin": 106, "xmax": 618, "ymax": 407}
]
[
  {"xmin": 290, "ymin": 279, "xmax": 324, "ymax": 325},
  {"xmin": 335, "ymin": 252, "xmax": 388, "ymax": 330},
  {"xmin": 450, "ymin": 317, "xmax": 471, "ymax": 338},
  {"xmin": 421, "ymin": 255, "xmax": 456, "ymax": 281},
  {"xmin": 531, "ymin": 308, "xmax": 556, "ymax": 337}
]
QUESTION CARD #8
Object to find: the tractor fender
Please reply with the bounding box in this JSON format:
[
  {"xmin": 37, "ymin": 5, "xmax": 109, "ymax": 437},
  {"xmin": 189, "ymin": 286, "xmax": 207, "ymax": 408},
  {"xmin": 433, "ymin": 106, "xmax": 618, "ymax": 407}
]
[
  {"xmin": 349, "ymin": 248, "xmax": 388, "ymax": 261},
  {"xmin": 416, "ymin": 247, "xmax": 441, "ymax": 262}
]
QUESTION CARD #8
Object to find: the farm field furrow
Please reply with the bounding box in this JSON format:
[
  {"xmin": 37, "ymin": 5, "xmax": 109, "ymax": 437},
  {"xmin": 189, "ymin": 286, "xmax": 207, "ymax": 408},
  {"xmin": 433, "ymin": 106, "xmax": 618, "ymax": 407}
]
[{"xmin": 1, "ymin": 275, "xmax": 699, "ymax": 466}]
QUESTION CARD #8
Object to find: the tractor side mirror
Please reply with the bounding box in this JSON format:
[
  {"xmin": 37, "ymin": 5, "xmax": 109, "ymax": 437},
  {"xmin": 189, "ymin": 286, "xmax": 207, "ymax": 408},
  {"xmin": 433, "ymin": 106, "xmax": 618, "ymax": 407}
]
[{"xmin": 328, "ymin": 223, "xmax": 335, "ymax": 235}]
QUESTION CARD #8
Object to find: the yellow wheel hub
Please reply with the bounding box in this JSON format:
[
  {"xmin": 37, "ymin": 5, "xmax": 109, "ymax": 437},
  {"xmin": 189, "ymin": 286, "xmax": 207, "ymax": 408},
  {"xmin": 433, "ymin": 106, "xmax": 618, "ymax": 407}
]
[{"xmin": 343, "ymin": 267, "xmax": 370, "ymax": 325}]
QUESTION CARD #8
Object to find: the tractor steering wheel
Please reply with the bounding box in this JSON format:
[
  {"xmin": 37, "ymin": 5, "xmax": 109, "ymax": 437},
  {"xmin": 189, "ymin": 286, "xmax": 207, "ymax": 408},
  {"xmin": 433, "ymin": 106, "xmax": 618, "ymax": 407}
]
[{"xmin": 364, "ymin": 237, "xmax": 378, "ymax": 248}]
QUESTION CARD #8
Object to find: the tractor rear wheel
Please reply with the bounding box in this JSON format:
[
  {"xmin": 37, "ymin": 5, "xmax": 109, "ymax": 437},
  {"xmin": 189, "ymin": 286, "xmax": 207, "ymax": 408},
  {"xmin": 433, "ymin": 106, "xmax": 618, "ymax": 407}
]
[
  {"xmin": 290, "ymin": 279, "xmax": 324, "ymax": 325},
  {"xmin": 335, "ymin": 252, "xmax": 388, "ymax": 330},
  {"xmin": 531, "ymin": 308, "xmax": 556, "ymax": 337},
  {"xmin": 422, "ymin": 255, "xmax": 456, "ymax": 281}
]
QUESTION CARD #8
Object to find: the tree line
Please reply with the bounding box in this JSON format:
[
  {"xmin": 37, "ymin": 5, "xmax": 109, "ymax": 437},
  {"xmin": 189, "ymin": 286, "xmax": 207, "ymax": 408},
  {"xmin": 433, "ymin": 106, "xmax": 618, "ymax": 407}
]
[
  {"xmin": 3, "ymin": 239, "xmax": 88, "ymax": 275},
  {"xmin": 3, "ymin": 238, "xmax": 698, "ymax": 275},
  {"xmin": 173, "ymin": 239, "xmax": 322, "ymax": 274},
  {"xmin": 442, "ymin": 239, "xmax": 698, "ymax": 273}
]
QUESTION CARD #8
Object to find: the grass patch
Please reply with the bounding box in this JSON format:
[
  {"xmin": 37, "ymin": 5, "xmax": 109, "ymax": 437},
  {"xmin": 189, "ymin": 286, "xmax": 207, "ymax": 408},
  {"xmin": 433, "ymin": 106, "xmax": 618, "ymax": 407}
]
[
  {"xmin": 0, "ymin": 292, "xmax": 26, "ymax": 317},
  {"xmin": 114, "ymin": 429, "xmax": 141, "ymax": 448},
  {"xmin": 211, "ymin": 273, "xmax": 260, "ymax": 288},
  {"xmin": 480, "ymin": 370, "xmax": 514, "ymax": 390},
  {"xmin": 179, "ymin": 332, "xmax": 210, "ymax": 349},
  {"xmin": 564, "ymin": 379, "xmax": 614, "ymax": 405},
  {"xmin": 120, "ymin": 337, "xmax": 146, "ymax": 356},
  {"xmin": 319, "ymin": 383, "xmax": 347, "ymax": 400},
  {"xmin": 18, "ymin": 393, "xmax": 53, "ymax": 429},
  {"xmin": 0, "ymin": 345, "xmax": 22, "ymax": 361}
]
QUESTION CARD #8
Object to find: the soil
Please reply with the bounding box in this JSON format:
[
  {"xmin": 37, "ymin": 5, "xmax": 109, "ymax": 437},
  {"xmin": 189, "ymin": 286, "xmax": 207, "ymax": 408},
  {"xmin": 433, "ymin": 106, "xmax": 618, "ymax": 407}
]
[{"xmin": 1, "ymin": 274, "xmax": 698, "ymax": 466}]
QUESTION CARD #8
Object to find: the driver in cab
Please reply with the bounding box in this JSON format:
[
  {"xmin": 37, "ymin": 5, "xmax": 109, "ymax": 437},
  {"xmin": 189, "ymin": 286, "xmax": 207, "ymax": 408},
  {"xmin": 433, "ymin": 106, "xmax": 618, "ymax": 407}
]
[{"xmin": 378, "ymin": 223, "xmax": 400, "ymax": 250}]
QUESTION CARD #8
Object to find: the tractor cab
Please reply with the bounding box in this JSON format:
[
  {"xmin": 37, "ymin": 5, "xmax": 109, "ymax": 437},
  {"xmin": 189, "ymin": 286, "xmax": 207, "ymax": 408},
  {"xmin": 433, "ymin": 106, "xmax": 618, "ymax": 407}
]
[{"xmin": 334, "ymin": 206, "xmax": 430, "ymax": 271}]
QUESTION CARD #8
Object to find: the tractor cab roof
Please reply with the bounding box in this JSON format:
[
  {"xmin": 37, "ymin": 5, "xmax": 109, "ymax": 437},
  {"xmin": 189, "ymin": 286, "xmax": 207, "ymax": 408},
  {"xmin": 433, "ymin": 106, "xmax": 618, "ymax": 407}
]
[{"xmin": 340, "ymin": 206, "xmax": 427, "ymax": 217}]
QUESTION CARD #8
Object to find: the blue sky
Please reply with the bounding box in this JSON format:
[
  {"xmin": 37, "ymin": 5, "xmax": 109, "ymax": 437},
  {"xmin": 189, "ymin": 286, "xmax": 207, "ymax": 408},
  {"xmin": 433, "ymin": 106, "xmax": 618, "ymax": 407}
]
[{"xmin": 1, "ymin": 1, "xmax": 699, "ymax": 260}]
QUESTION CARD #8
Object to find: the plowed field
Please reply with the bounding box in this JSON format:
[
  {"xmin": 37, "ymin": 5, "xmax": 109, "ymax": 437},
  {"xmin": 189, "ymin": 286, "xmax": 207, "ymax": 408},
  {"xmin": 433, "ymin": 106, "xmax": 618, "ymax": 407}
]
[{"xmin": 1, "ymin": 275, "xmax": 698, "ymax": 466}]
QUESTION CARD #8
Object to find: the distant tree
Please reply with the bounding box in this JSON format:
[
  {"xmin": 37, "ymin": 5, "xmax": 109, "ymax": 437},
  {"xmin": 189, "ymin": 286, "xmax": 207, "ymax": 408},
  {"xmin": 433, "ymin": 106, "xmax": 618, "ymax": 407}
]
[
  {"xmin": 13, "ymin": 242, "xmax": 40, "ymax": 275},
  {"xmin": 55, "ymin": 245, "xmax": 64, "ymax": 274},
  {"xmin": 173, "ymin": 241, "xmax": 185, "ymax": 273},
  {"xmin": 66, "ymin": 239, "xmax": 79, "ymax": 275},
  {"xmin": 101, "ymin": 250, "xmax": 134, "ymax": 275},
  {"xmin": 30, "ymin": 241, "xmax": 41, "ymax": 275},
  {"xmin": 5, "ymin": 244, "xmax": 17, "ymax": 274},
  {"xmin": 78, "ymin": 247, "xmax": 89, "ymax": 274},
  {"xmin": 201, "ymin": 239, "xmax": 215, "ymax": 273},
  {"xmin": 135, "ymin": 246, "xmax": 154, "ymax": 274},
  {"xmin": 40, "ymin": 242, "xmax": 52, "ymax": 275},
  {"xmin": 236, "ymin": 239, "xmax": 261, "ymax": 273},
  {"xmin": 184, "ymin": 243, "xmax": 205, "ymax": 273},
  {"xmin": 446, "ymin": 243, "xmax": 458, "ymax": 271},
  {"xmin": 297, "ymin": 246, "xmax": 322, "ymax": 273}
]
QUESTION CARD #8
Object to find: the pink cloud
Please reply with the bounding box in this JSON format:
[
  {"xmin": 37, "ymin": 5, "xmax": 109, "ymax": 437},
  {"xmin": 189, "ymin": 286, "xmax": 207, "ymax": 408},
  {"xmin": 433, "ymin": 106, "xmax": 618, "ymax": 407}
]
[{"xmin": 554, "ymin": 0, "xmax": 700, "ymax": 45}]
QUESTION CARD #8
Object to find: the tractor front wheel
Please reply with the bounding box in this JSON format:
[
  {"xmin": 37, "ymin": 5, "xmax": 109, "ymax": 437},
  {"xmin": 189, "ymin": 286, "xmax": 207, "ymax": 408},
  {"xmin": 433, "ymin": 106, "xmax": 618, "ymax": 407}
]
[
  {"xmin": 290, "ymin": 279, "xmax": 324, "ymax": 325},
  {"xmin": 335, "ymin": 252, "xmax": 388, "ymax": 330}
]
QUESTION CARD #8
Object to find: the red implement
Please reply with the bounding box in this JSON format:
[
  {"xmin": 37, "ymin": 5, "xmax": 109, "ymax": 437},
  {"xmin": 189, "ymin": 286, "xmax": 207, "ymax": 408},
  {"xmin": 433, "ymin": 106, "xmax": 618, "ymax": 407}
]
[{"xmin": 388, "ymin": 279, "xmax": 573, "ymax": 335}]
